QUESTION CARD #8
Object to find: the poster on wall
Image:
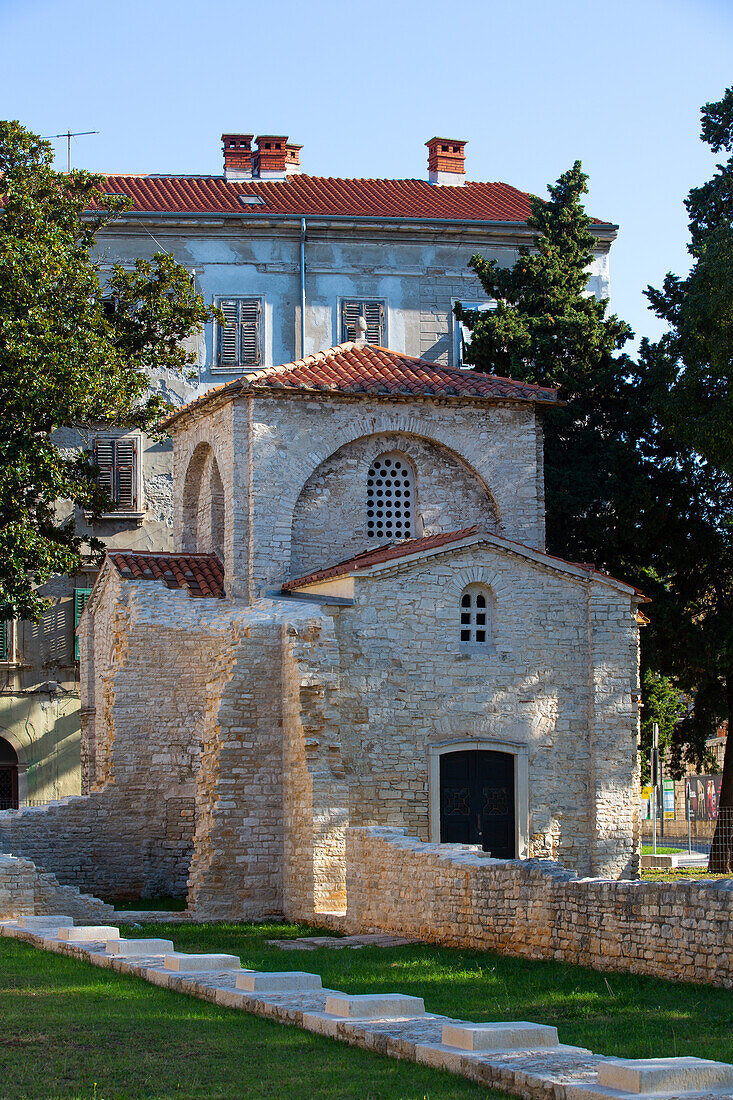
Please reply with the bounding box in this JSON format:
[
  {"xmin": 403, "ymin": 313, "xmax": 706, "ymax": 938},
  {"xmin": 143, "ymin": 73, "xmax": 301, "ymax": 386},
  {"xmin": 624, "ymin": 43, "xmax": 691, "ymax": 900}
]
[
  {"xmin": 685, "ymin": 775, "xmax": 722, "ymax": 821},
  {"xmin": 663, "ymin": 778, "xmax": 675, "ymax": 819}
]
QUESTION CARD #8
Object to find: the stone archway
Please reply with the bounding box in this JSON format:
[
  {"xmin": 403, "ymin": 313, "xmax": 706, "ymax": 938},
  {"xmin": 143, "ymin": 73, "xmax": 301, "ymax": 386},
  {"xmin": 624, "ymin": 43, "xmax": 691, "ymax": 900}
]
[{"xmin": 181, "ymin": 443, "xmax": 225, "ymax": 557}]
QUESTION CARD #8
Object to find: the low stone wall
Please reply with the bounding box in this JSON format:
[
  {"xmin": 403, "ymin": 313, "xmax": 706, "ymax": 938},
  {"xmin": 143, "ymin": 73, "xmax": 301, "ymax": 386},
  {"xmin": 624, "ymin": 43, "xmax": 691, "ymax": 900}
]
[
  {"xmin": 0, "ymin": 792, "xmax": 192, "ymax": 900},
  {"xmin": 345, "ymin": 828, "xmax": 733, "ymax": 989},
  {"xmin": 0, "ymin": 853, "xmax": 113, "ymax": 920}
]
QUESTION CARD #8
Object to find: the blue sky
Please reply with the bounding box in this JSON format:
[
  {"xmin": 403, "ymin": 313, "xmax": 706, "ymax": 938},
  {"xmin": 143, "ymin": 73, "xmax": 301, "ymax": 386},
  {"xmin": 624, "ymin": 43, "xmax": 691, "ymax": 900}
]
[{"xmin": 2, "ymin": 0, "xmax": 732, "ymax": 350}]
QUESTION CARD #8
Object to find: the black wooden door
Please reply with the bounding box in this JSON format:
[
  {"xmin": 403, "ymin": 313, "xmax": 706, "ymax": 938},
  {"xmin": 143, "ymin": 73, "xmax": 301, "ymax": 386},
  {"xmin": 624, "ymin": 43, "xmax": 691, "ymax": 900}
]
[
  {"xmin": 0, "ymin": 737, "xmax": 19, "ymax": 810},
  {"xmin": 439, "ymin": 750, "xmax": 515, "ymax": 858}
]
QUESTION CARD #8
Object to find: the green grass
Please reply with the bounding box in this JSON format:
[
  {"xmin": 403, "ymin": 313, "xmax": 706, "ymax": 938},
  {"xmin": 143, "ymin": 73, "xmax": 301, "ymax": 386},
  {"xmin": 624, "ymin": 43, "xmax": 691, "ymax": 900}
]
[
  {"xmin": 107, "ymin": 897, "xmax": 187, "ymax": 912},
  {"xmin": 0, "ymin": 934, "xmax": 508, "ymax": 1100},
  {"xmin": 641, "ymin": 866, "xmax": 719, "ymax": 881},
  {"xmin": 640, "ymin": 845, "xmax": 684, "ymax": 855},
  {"xmin": 4, "ymin": 919, "xmax": 733, "ymax": 1098}
]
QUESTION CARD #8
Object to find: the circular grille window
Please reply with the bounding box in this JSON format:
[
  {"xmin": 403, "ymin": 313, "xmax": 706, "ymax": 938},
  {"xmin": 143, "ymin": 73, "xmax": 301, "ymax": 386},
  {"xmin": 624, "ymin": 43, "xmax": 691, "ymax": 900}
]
[{"xmin": 367, "ymin": 454, "xmax": 414, "ymax": 542}]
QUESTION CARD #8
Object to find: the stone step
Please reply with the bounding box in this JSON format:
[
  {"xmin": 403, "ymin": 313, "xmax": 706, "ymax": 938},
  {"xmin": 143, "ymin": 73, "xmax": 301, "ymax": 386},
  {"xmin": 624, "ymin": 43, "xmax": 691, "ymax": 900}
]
[
  {"xmin": 324, "ymin": 993, "xmax": 425, "ymax": 1019},
  {"xmin": 16, "ymin": 915, "xmax": 74, "ymax": 930},
  {"xmin": 235, "ymin": 971, "xmax": 322, "ymax": 992},
  {"xmin": 597, "ymin": 1057, "xmax": 733, "ymax": 1095},
  {"xmin": 106, "ymin": 939, "xmax": 174, "ymax": 956},
  {"xmin": 163, "ymin": 952, "xmax": 241, "ymax": 972},
  {"xmin": 442, "ymin": 1021, "xmax": 559, "ymax": 1051},
  {"xmin": 57, "ymin": 926, "xmax": 120, "ymax": 942}
]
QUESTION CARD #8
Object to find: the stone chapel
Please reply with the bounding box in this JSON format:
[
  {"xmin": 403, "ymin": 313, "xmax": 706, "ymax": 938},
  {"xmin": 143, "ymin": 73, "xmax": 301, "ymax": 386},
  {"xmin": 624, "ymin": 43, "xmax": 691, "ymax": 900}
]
[{"xmin": 0, "ymin": 339, "xmax": 643, "ymax": 918}]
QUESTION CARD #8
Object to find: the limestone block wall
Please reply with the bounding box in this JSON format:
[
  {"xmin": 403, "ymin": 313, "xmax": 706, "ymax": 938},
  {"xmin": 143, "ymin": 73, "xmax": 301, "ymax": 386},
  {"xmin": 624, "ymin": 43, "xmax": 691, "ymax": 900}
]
[
  {"xmin": 248, "ymin": 396, "xmax": 546, "ymax": 593},
  {"xmin": 332, "ymin": 541, "xmax": 640, "ymax": 879},
  {"xmin": 289, "ymin": 431, "xmax": 499, "ymax": 579},
  {"xmin": 345, "ymin": 828, "xmax": 733, "ymax": 989},
  {"xmin": 0, "ymin": 851, "xmax": 113, "ymax": 920}
]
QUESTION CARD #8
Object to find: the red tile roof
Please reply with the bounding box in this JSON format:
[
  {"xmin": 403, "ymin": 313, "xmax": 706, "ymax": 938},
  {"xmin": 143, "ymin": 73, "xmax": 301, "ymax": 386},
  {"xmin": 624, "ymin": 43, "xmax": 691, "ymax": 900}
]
[
  {"xmin": 98, "ymin": 174, "xmax": 548, "ymax": 222},
  {"xmin": 283, "ymin": 528, "xmax": 482, "ymax": 589},
  {"xmin": 108, "ymin": 551, "xmax": 224, "ymax": 598},
  {"xmin": 283, "ymin": 526, "xmax": 643, "ymax": 597},
  {"xmin": 163, "ymin": 343, "xmax": 558, "ymax": 428}
]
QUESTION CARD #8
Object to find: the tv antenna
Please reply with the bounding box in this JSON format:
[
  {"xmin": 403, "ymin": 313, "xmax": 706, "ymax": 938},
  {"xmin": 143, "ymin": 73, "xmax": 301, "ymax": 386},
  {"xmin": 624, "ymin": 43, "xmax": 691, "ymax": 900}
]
[{"xmin": 42, "ymin": 130, "xmax": 99, "ymax": 172}]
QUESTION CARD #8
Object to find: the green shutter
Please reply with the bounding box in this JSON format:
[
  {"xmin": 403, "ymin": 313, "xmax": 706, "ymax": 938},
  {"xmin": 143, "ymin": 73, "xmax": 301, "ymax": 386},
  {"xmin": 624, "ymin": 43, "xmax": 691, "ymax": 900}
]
[
  {"xmin": 0, "ymin": 621, "xmax": 8, "ymax": 662},
  {"xmin": 74, "ymin": 588, "xmax": 93, "ymax": 661}
]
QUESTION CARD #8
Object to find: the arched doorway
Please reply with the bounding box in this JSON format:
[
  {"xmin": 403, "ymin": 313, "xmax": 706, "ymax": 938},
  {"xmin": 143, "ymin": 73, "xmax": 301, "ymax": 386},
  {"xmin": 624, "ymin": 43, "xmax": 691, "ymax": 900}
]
[
  {"xmin": 0, "ymin": 737, "xmax": 19, "ymax": 810},
  {"xmin": 439, "ymin": 749, "xmax": 515, "ymax": 857}
]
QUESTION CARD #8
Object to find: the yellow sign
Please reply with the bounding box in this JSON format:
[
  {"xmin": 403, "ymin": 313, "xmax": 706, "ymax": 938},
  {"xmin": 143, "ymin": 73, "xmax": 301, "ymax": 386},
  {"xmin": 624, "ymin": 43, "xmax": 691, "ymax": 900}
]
[{"xmin": 641, "ymin": 785, "xmax": 653, "ymax": 799}]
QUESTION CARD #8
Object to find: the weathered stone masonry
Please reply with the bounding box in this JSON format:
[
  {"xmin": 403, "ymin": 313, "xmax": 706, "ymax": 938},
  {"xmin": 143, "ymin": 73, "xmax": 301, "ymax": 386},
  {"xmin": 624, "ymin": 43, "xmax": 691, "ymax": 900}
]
[{"xmin": 345, "ymin": 828, "xmax": 733, "ymax": 989}]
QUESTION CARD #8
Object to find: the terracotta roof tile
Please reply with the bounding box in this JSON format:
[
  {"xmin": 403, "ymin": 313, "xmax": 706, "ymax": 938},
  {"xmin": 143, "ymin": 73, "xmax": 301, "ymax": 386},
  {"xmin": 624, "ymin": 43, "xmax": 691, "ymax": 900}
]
[
  {"xmin": 96, "ymin": 174, "xmax": 564, "ymax": 222},
  {"xmin": 108, "ymin": 551, "xmax": 225, "ymax": 598},
  {"xmin": 163, "ymin": 343, "xmax": 558, "ymax": 428},
  {"xmin": 283, "ymin": 527, "xmax": 482, "ymax": 590}
]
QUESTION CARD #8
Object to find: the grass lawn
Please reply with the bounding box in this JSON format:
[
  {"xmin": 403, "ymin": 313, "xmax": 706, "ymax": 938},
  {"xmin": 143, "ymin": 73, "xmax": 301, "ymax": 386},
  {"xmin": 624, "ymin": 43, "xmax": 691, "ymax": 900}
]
[
  {"xmin": 0, "ymin": 935, "xmax": 508, "ymax": 1100},
  {"xmin": 640, "ymin": 845, "xmax": 684, "ymax": 855},
  {"xmin": 640, "ymin": 866, "xmax": 720, "ymax": 881},
  {"xmin": 3, "ymin": 921, "xmax": 733, "ymax": 1099}
]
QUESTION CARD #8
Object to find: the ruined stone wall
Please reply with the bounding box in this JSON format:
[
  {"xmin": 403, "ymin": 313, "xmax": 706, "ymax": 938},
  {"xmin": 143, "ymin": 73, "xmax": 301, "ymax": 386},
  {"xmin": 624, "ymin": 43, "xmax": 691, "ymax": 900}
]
[
  {"xmin": 332, "ymin": 542, "xmax": 640, "ymax": 879},
  {"xmin": 290, "ymin": 431, "xmax": 499, "ymax": 580},
  {"xmin": 346, "ymin": 828, "xmax": 733, "ymax": 989},
  {"xmin": 246, "ymin": 395, "xmax": 546, "ymax": 593},
  {"xmin": 0, "ymin": 852, "xmax": 113, "ymax": 920}
]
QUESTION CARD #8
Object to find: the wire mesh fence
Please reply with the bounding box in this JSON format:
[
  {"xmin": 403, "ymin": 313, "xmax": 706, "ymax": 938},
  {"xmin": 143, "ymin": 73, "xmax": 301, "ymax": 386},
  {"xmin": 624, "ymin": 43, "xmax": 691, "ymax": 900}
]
[{"xmin": 642, "ymin": 806, "xmax": 733, "ymax": 871}]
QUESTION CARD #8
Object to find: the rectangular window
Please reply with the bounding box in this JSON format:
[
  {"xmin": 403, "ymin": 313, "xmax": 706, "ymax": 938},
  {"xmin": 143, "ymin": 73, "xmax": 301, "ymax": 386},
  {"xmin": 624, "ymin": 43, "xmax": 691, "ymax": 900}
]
[
  {"xmin": 452, "ymin": 298, "xmax": 497, "ymax": 368},
  {"xmin": 341, "ymin": 299, "xmax": 386, "ymax": 346},
  {"xmin": 93, "ymin": 437, "xmax": 139, "ymax": 512},
  {"xmin": 0, "ymin": 621, "xmax": 9, "ymax": 662},
  {"xmin": 74, "ymin": 588, "xmax": 93, "ymax": 661},
  {"xmin": 216, "ymin": 297, "xmax": 262, "ymax": 368}
]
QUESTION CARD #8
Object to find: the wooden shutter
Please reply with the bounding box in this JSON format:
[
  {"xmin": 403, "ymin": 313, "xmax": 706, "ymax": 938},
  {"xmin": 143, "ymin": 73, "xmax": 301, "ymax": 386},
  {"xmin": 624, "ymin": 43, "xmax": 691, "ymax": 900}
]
[
  {"xmin": 0, "ymin": 621, "xmax": 8, "ymax": 662},
  {"xmin": 93, "ymin": 438, "xmax": 115, "ymax": 499},
  {"xmin": 217, "ymin": 298, "xmax": 260, "ymax": 366},
  {"xmin": 342, "ymin": 300, "xmax": 384, "ymax": 345},
  {"xmin": 114, "ymin": 438, "xmax": 137, "ymax": 511},
  {"xmin": 218, "ymin": 299, "xmax": 240, "ymax": 366},
  {"xmin": 74, "ymin": 588, "xmax": 93, "ymax": 661},
  {"xmin": 239, "ymin": 298, "xmax": 261, "ymax": 366}
]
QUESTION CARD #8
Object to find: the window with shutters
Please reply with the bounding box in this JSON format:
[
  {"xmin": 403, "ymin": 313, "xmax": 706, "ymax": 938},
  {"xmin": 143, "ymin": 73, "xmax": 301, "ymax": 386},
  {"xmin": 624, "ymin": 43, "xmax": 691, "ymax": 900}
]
[
  {"xmin": 459, "ymin": 584, "xmax": 493, "ymax": 646},
  {"xmin": 215, "ymin": 297, "xmax": 262, "ymax": 368},
  {"xmin": 93, "ymin": 437, "xmax": 140, "ymax": 513},
  {"xmin": 74, "ymin": 588, "xmax": 93, "ymax": 661},
  {"xmin": 341, "ymin": 299, "xmax": 386, "ymax": 346}
]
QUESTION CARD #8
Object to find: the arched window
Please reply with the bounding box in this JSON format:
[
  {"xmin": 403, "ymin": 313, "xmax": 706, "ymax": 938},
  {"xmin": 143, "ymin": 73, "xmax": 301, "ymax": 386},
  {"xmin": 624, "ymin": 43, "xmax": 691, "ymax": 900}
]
[
  {"xmin": 460, "ymin": 584, "xmax": 492, "ymax": 645},
  {"xmin": 367, "ymin": 453, "xmax": 414, "ymax": 543}
]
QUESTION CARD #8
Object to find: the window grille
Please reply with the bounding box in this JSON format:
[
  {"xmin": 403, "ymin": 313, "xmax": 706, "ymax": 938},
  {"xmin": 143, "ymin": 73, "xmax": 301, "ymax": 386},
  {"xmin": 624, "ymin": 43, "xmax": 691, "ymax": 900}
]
[
  {"xmin": 342, "ymin": 300, "xmax": 385, "ymax": 345},
  {"xmin": 460, "ymin": 585, "xmax": 491, "ymax": 644},
  {"xmin": 74, "ymin": 588, "xmax": 94, "ymax": 661},
  {"xmin": 0, "ymin": 621, "xmax": 8, "ymax": 662},
  {"xmin": 366, "ymin": 454, "xmax": 414, "ymax": 543},
  {"xmin": 93, "ymin": 437, "xmax": 138, "ymax": 511},
  {"xmin": 216, "ymin": 297, "xmax": 262, "ymax": 367}
]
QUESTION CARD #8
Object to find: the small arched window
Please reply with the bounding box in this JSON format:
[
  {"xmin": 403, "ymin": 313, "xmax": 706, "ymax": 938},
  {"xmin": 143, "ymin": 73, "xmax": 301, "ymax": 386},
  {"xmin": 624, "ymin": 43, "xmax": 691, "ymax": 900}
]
[
  {"xmin": 460, "ymin": 584, "xmax": 491, "ymax": 645},
  {"xmin": 367, "ymin": 453, "xmax": 414, "ymax": 543}
]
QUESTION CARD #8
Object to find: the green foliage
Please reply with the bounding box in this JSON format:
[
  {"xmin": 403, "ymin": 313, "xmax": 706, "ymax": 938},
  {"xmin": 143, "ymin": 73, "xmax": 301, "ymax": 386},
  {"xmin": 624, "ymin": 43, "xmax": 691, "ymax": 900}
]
[
  {"xmin": 455, "ymin": 161, "xmax": 637, "ymax": 568},
  {"xmin": 0, "ymin": 121, "xmax": 220, "ymax": 622},
  {"xmin": 639, "ymin": 670, "xmax": 688, "ymax": 783}
]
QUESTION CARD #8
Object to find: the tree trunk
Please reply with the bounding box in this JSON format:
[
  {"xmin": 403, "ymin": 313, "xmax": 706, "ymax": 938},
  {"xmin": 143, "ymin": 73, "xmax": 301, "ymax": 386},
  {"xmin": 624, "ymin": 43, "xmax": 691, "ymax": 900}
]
[{"xmin": 707, "ymin": 676, "xmax": 733, "ymax": 873}]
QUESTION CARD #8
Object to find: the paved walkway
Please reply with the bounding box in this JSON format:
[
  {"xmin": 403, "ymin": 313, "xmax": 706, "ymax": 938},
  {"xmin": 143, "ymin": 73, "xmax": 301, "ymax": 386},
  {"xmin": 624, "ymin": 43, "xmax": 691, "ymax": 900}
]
[{"xmin": 2, "ymin": 918, "xmax": 732, "ymax": 1100}]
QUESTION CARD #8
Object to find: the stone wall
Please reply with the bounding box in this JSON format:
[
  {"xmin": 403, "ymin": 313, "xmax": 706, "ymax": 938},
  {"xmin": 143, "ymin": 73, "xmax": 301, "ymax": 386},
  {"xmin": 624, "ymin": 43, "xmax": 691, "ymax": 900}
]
[
  {"xmin": 170, "ymin": 393, "xmax": 547, "ymax": 598},
  {"xmin": 345, "ymin": 828, "xmax": 733, "ymax": 989},
  {"xmin": 289, "ymin": 431, "xmax": 499, "ymax": 580},
  {"xmin": 0, "ymin": 852, "xmax": 113, "ymax": 920}
]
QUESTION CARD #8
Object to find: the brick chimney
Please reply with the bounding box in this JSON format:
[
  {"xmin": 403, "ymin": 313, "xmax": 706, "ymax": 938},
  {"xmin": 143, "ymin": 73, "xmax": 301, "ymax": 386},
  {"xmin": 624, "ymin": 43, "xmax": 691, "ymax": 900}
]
[
  {"xmin": 285, "ymin": 143, "xmax": 302, "ymax": 175},
  {"xmin": 222, "ymin": 134, "xmax": 254, "ymax": 180},
  {"xmin": 426, "ymin": 137, "xmax": 467, "ymax": 186},
  {"xmin": 254, "ymin": 135, "xmax": 288, "ymax": 179}
]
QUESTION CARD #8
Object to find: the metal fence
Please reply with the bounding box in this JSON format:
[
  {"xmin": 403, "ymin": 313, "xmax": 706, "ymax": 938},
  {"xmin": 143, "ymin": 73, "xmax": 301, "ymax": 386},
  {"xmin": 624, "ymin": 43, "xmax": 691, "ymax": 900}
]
[{"xmin": 642, "ymin": 806, "xmax": 733, "ymax": 870}]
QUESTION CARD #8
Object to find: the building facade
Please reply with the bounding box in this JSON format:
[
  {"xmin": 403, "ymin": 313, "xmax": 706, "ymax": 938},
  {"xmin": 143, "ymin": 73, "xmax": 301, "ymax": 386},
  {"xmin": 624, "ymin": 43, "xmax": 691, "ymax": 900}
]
[
  {"xmin": 0, "ymin": 132, "xmax": 618, "ymax": 806},
  {"xmin": 0, "ymin": 342, "xmax": 643, "ymax": 916}
]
